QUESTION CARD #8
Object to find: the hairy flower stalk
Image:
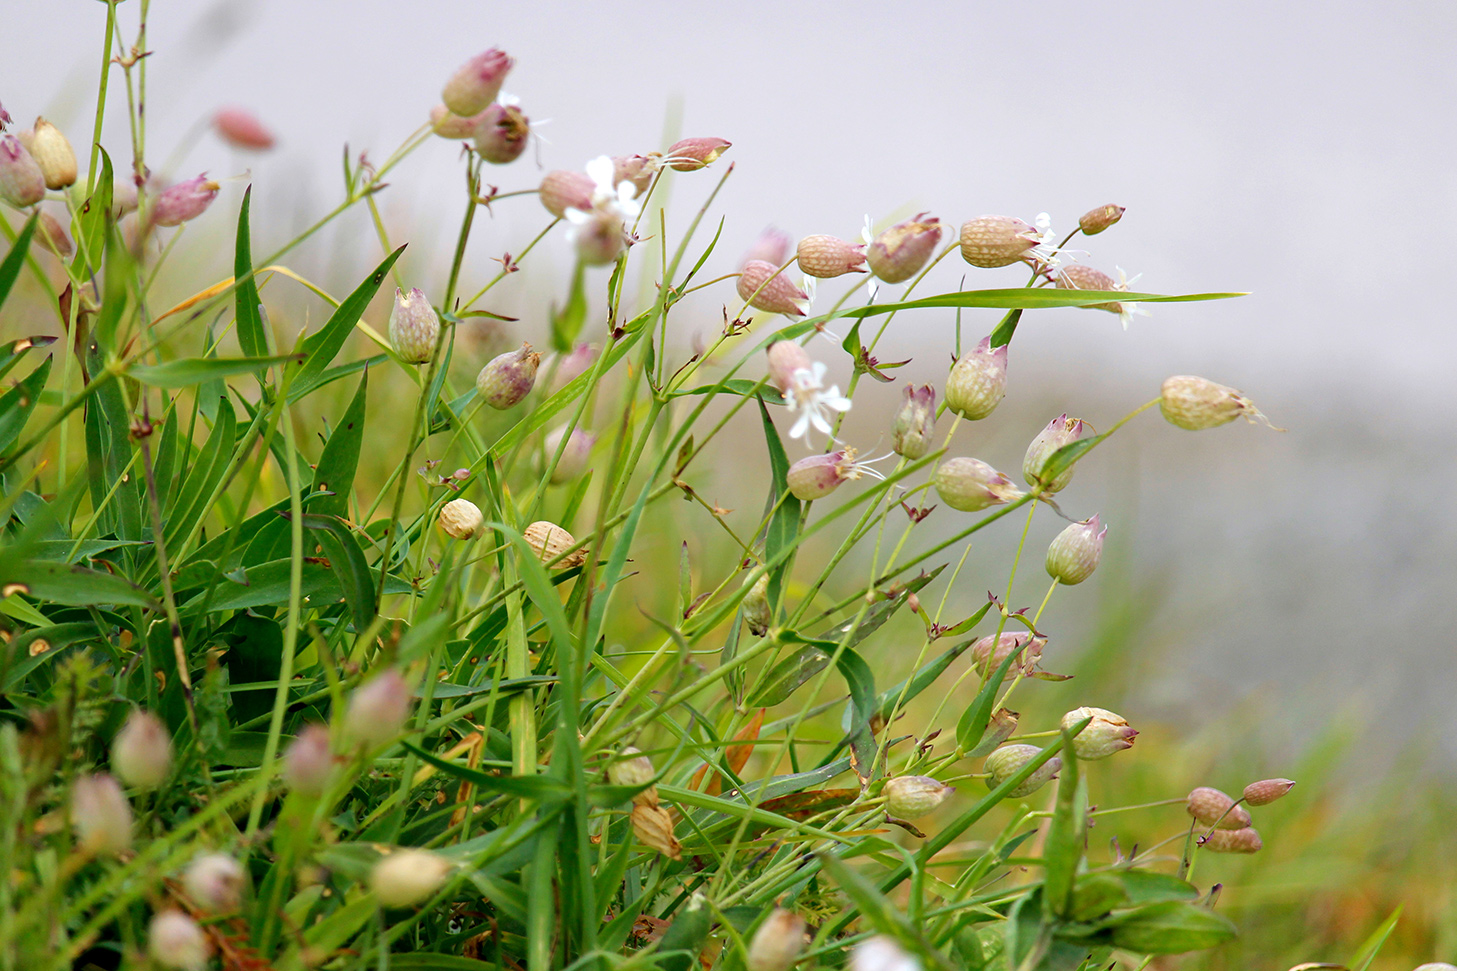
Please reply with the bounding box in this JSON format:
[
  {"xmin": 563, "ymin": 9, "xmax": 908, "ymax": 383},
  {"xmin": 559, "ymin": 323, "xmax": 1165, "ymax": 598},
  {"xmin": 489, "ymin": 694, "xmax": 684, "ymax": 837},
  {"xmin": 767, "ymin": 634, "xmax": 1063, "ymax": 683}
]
[{"xmin": 945, "ymin": 336, "xmax": 1008, "ymax": 420}]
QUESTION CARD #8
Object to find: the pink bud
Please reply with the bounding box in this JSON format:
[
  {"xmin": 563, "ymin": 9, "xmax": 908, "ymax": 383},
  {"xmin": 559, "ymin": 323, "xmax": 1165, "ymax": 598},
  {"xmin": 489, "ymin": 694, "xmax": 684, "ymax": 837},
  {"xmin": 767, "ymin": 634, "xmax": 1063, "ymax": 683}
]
[
  {"xmin": 984, "ymin": 744, "xmax": 1061, "ymax": 798},
  {"xmin": 112, "ymin": 709, "xmax": 173, "ymax": 789},
  {"xmin": 545, "ymin": 426, "xmax": 596, "ymax": 484},
  {"xmin": 0, "ymin": 135, "xmax": 46, "ymax": 207},
  {"xmin": 786, "ymin": 450, "xmax": 857, "ymax": 500},
  {"xmin": 796, "ymin": 234, "xmax": 866, "ymax": 278},
  {"xmin": 429, "ymin": 103, "xmax": 490, "ymax": 139},
  {"xmin": 1242, "ymin": 778, "xmax": 1295, "ymax": 806},
  {"xmin": 663, "ymin": 136, "xmax": 731, "ymax": 171},
  {"xmin": 183, "ymin": 852, "xmax": 246, "ymax": 912},
  {"xmin": 737, "ymin": 260, "xmax": 808, "ymax": 316},
  {"xmin": 892, "ymin": 384, "xmax": 936, "ymax": 460},
  {"xmin": 1201, "ymin": 827, "xmax": 1263, "ymax": 854},
  {"xmin": 389, "ymin": 287, "xmax": 441, "ymax": 364},
  {"xmin": 476, "ymin": 342, "xmax": 540, "ymax": 409},
  {"xmin": 611, "ymin": 155, "xmax": 657, "ymax": 197},
  {"xmin": 37, "ymin": 209, "xmax": 73, "ymax": 259},
  {"xmin": 866, "ymin": 213, "xmax": 942, "ymax": 283},
  {"xmin": 934, "ymin": 457, "xmax": 1023, "ymax": 512},
  {"xmin": 1061, "ymin": 706, "xmax": 1136, "ymax": 760},
  {"xmin": 944, "ymin": 336, "xmax": 1008, "ymax": 420},
  {"xmin": 959, "ymin": 215, "xmax": 1042, "ymax": 268},
  {"xmin": 1022, "ymin": 414, "xmax": 1088, "ymax": 493},
  {"xmin": 1185, "ymin": 787, "xmax": 1252, "ymax": 829},
  {"xmin": 551, "ymin": 342, "xmax": 599, "ymax": 389},
  {"xmin": 0, "ymin": 101, "xmax": 11, "ymax": 129},
  {"xmin": 150, "ymin": 174, "xmax": 220, "ymax": 227},
  {"xmin": 766, "ymin": 340, "xmax": 812, "ymax": 396},
  {"xmin": 970, "ymin": 631, "xmax": 1046, "ymax": 680},
  {"xmin": 343, "ymin": 669, "xmax": 413, "ymax": 748},
  {"xmin": 148, "ymin": 911, "xmax": 210, "ymax": 971},
  {"xmin": 442, "ymin": 47, "xmax": 515, "ymax": 116},
  {"xmin": 283, "ymin": 723, "xmax": 334, "ymax": 796},
  {"xmin": 212, "ymin": 107, "xmax": 276, "ymax": 150},
  {"xmin": 26, "ymin": 118, "xmax": 77, "ymax": 189},
  {"xmin": 71, "ymin": 773, "xmax": 133, "ymax": 855},
  {"xmin": 474, "ymin": 102, "xmax": 530, "ymax": 164},
  {"xmin": 741, "ymin": 226, "xmax": 792, "ymax": 268},
  {"xmin": 1078, "ymin": 203, "xmax": 1125, "ymax": 235},
  {"xmin": 539, "ymin": 169, "xmax": 595, "ymax": 218},
  {"xmin": 1045, "ymin": 515, "xmax": 1106, "ymax": 585}
]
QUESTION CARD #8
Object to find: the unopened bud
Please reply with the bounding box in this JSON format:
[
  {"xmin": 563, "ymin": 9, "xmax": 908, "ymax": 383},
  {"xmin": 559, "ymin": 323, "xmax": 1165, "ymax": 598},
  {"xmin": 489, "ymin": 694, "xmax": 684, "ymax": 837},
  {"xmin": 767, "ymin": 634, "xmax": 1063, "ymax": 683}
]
[
  {"xmin": 283, "ymin": 724, "xmax": 334, "ymax": 796},
  {"xmin": 1185, "ymin": 787, "xmax": 1252, "ymax": 829},
  {"xmin": 342, "ymin": 669, "xmax": 413, "ymax": 748},
  {"xmin": 884, "ymin": 775, "xmax": 955, "ymax": 819},
  {"xmin": 26, "ymin": 118, "xmax": 77, "ymax": 189},
  {"xmin": 370, "ymin": 848, "xmax": 452, "ymax": 907},
  {"xmin": 743, "ymin": 573, "xmax": 772, "ymax": 637},
  {"xmin": 796, "ymin": 234, "xmax": 866, "ymax": 277},
  {"xmin": 934, "ymin": 457, "xmax": 1023, "ymax": 512},
  {"xmin": 611, "ymin": 155, "xmax": 657, "ymax": 196},
  {"xmin": 567, "ymin": 207, "xmax": 627, "ymax": 265},
  {"xmin": 183, "ymin": 852, "xmax": 246, "ymax": 912},
  {"xmin": 429, "ymin": 103, "xmax": 488, "ymax": 139},
  {"xmin": 741, "ymin": 226, "xmax": 791, "ymax": 268},
  {"xmin": 1045, "ymin": 516, "xmax": 1106, "ymax": 585},
  {"xmin": 970, "ymin": 632, "xmax": 1046, "ymax": 680},
  {"xmin": 964, "ymin": 707, "xmax": 1019, "ymax": 758},
  {"xmin": 37, "ymin": 210, "xmax": 73, "ymax": 259},
  {"xmin": 851, "ymin": 935, "xmax": 922, "ymax": 971},
  {"xmin": 1023, "ymin": 414, "xmax": 1088, "ymax": 492},
  {"xmin": 389, "ymin": 287, "xmax": 441, "ymax": 363},
  {"xmin": 0, "ymin": 135, "xmax": 46, "ymax": 207},
  {"xmin": 892, "ymin": 384, "xmax": 936, "ymax": 460},
  {"xmin": 1078, "ymin": 204, "xmax": 1125, "ymax": 235},
  {"xmin": 608, "ymin": 746, "xmax": 658, "ymax": 806},
  {"xmin": 525, "ymin": 521, "xmax": 587, "ymax": 568},
  {"xmin": 664, "ymin": 136, "xmax": 731, "ymax": 171},
  {"xmin": 748, "ymin": 909, "xmax": 807, "ymax": 971},
  {"xmin": 866, "ymin": 213, "xmax": 942, "ymax": 283},
  {"xmin": 944, "ymin": 336, "xmax": 1008, "ymax": 420},
  {"xmin": 1242, "ymin": 778, "xmax": 1295, "ymax": 806},
  {"xmin": 476, "ymin": 342, "xmax": 540, "ymax": 409},
  {"xmin": 1160, "ymin": 375, "xmax": 1275, "ymax": 431},
  {"xmin": 984, "ymin": 744, "xmax": 1060, "ymax": 798},
  {"xmin": 474, "ymin": 102, "xmax": 530, "ymax": 164},
  {"xmin": 150, "ymin": 174, "xmax": 220, "ymax": 227},
  {"xmin": 1061, "ymin": 706, "xmax": 1136, "ymax": 760},
  {"xmin": 766, "ymin": 340, "xmax": 812, "ymax": 396},
  {"xmin": 112, "ymin": 709, "xmax": 173, "ymax": 789},
  {"xmin": 738, "ymin": 260, "xmax": 808, "ymax": 316},
  {"xmin": 111, "ymin": 177, "xmax": 139, "ymax": 216},
  {"xmin": 213, "ymin": 107, "xmax": 276, "ymax": 150},
  {"xmin": 544, "ymin": 426, "xmax": 596, "ymax": 483},
  {"xmin": 539, "ymin": 169, "xmax": 595, "ymax": 218},
  {"xmin": 1201, "ymin": 827, "xmax": 1263, "ymax": 853},
  {"xmin": 72, "ymin": 773, "xmax": 133, "ymax": 855},
  {"xmin": 438, "ymin": 498, "xmax": 484, "ymax": 540},
  {"xmin": 551, "ymin": 342, "xmax": 599, "ymax": 389},
  {"xmin": 631, "ymin": 802, "xmax": 682, "ymax": 858},
  {"xmin": 958, "ymin": 215, "xmax": 1042, "ymax": 268},
  {"xmin": 148, "ymin": 911, "xmax": 210, "ymax": 971},
  {"xmin": 442, "ymin": 48, "xmax": 514, "ymax": 116},
  {"xmin": 787, "ymin": 448, "xmax": 882, "ymax": 501}
]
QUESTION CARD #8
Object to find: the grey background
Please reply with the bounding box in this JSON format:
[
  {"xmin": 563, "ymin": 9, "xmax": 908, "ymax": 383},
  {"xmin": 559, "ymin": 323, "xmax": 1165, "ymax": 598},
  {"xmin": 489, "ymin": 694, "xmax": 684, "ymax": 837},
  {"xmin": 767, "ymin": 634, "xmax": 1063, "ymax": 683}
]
[{"xmin": 6, "ymin": 1, "xmax": 1454, "ymax": 756}]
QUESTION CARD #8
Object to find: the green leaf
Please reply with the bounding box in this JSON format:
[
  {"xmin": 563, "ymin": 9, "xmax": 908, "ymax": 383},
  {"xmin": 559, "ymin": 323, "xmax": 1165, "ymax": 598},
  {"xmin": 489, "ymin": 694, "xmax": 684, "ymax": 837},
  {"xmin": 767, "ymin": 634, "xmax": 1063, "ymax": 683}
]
[
  {"xmin": 988, "ymin": 308, "xmax": 1021, "ymax": 348},
  {"xmin": 654, "ymin": 893, "xmax": 712, "ymax": 971},
  {"xmin": 758, "ymin": 397, "xmax": 799, "ymax": 614},
  {"xmin": 836, "ymin": 647, "xmax": 879, "ymax": 782},
  {"xmin": 872, "ymin": 636, "xmax": 975, "ymax": 724},
  {"xmin": 0, "ymin": 335, "xmax": 57, "ymax": 384},
  {"xmin": 234, "ymin": 186, "xmax": 268, "ymax": 358},
  {"xmin": 1036, "ymin": 432, "xmax": 1109, "ymax": 492},
  {"xmin": 1042, "ymin": 723, "xmax": 1087, "ymax": 919},
  {"xmin": 388, "ymin": 958, "xmax": 503, "ymax": 970},
  {"xmin": 290, "ymin": 246, "xmax": 405, "ymax": 399},
  {"xmin": 550, "ymin": 260, "xmax": 588, "ymax": 352},
  {"xmin": 955, "ymin": 636, "xmax": 1029, "ymax": 752},
  {"xmin": 835, "ymin": 287, "xmax": 1244, "ymax": 317},
  {"xmin": 669, "ymin": 378, "xmax": 781, "ymax": 401},
  {"xmin": 193, "ymin": 555, "xmax": 407, "ymax": 611},
  {"xmin": 1104, "ymin": 901, "xmax": 1237, "ymax": 954},
  {"xmin": 1348, "ymin": 905, "xmax": 1402, "ymax": 971},
  {"xmin": 0, "ymin": 356, "xmax": 53, "ymax": 457},
  {"xmin": 747, "ymin": 642, "xmax": 831, "ymax": 709},
  {"xmin": 402, "ymin": 740, "xmax": 570, "ymax": 803},
  {"xmin": 162, "ymin": 397, "xmax": 237, "ymax": 551},
  {"xmin": 0, "ymin": 558, "xmax": 156, "ymax": 609},
  {"xmin": 309, "ymin": 371, "xmax": 369, "ymax": 519},
  {"xmin": 1111, "ymin": 870, "xmax": 1201, "ymax": 907},
  {"xmin": 293, "ymin": 513, "xmax": 376, "ymax": 629},
  {"xmin": 128, "ymin": 353, "xmax": 303, "ymax": 388},
  {"xmin": 0, "ymin": 213, "xmax": 38, "ymax": 313},
  {"xmin": 69, "ymin": 148, "xmax": 113, "ymax": 276}
]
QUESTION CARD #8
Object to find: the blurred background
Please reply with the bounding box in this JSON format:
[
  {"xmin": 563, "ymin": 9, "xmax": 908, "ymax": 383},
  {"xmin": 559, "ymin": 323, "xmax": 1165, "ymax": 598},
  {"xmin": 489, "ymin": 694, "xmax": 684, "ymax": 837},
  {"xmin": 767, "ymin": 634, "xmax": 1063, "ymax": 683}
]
[{"xmin": 4, "ymin": 0, "xmax": 1455, "ymax": 965}]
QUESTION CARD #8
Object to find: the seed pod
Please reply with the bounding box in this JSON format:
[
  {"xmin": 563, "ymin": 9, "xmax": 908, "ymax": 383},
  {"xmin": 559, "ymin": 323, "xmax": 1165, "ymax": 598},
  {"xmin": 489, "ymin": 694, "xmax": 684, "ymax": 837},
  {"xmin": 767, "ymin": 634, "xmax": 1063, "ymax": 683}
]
[
  {"xmin": 283, "ymin": 724, "xmax": 334, "ymax": 796},
  {"xmin": 1242, "ymin": 778, "xmax": 1295, "ymax": 806},
  {"xmin": 539, "ymin": 169, "xmax": 595, "ymax": 218},
  {"xmin": 1201, "ymin": 827, "xmax": 1263, "ymax": 853},
  {"xmin": 148, "ymin": 911, "xmax": 210, "ymax": 971},
  {"xmin": 525, "ymin": 521, "xmax": 587, "ymax": 568},
  {"xmin": 866, "ymin": 212, "xmax": 942, "ymax": 283},
  {"xmin": 1185, "ymin": 787, "xmax": 1252, "ymax": 829},
  {"xmin": 150, "ymin": 174, "xmax": 221, "ymax": 227},
  {"xmin": 664, "ymin": 136, "xmax": 731, "ymax": 171},
  {"xmin": 111, "ymin": 709, "xmax": 173, "ymax": 789},
  {"xmin": 474, "ymin": 102, "xmax": 530, "ymax": 164},
  {"xmin": 388, "ymin": 287, "xmax": 440, "ymax": 364},
  {"xmin": 747, "ymin": 909, "xmax": 807, "ymax": 971},
  {"xmin": 884, "ymin": 775, "xmax": 955, "ymax": 819},
  {"xmin": 743, "ymin": 573, "xmax": 772, "ymax": 637},
  {"xmin": 183, "ymin": 852, "xmax": 246, "ymax": 912},
  {"xmin": 429, "ymin": 103, "xmax": 488, "ymax": 139},
  {"xmin": 442, "ymin": 48, "xmax": 514, "ymax": 116},
  {"xmin": 970, "ymin": 631, "xmax": 1046, "ymax": 680},
  {"xmin": 476, "ymin": 342, "xmax": 540, "ymax": 409},
  {"xmin": 607, "ymin": 746, "xmax": 657, "ymax": 791},
  {"xmin": 944, "ymin": 336, "xmax": 1008, "ymax": 420},
  {"xmin": 631, "ymin": 803, "xmax": 682, "ymax": 859},
  {"xmin": 342, "ymin": 669, "xmax": 413, "ymax": 748},
  {"xmin": 984, "ymin": 744, "xmax": 1060, "ymax": 798},
  {"xmin": 958, "ymin": 215, "xmax": 1042, "ymax": 268},
  {"xmin": 964, "ymin": 707, "xmax": 1019, "ymax": 758},
  {"xmin": 892, "ymin": 384, "xmax": 936, "ymax": 460},
  {"xmin": 212, "ymin": 107, "xmax": 276, "ymax": 150},
  {"xmin": 787, "ymin": 450, "xmax": 860, "ymax": 500},
  {"xmin": 438, "ymin": 498, "xmax": 484, "ymax": 540},
  {"xmin": 1078, "ymin": 204, "xmax": 1125, "ymax": 235},
  {"xmin": 370, "ymin": 848, "xmax": 452, "ymax": 907},
  {"xmin": 1022, "ymin": 414, "xmax": 1088, "ymax": 492},
  {"xmin": 1061, "ymin": 706, "xmax": 1137, "ymax": 760},
  {"xmin": 1045, "ymin": 516, "xmax": 1106, "ymax": 585},
  {"xmin": 544, "ymin": 426, "xmax": 596, "ymax": 483},
  {"xmin": 36, "ymin": 210, "xmax": 72, "ymax": 259},
  {"xmin": 611, "ymin": 154, "xmax": 657, "ymax": 196},
  {"xmin": 796, "ymin": 234, "xmax": 867, "ymax": 277},
  {"xmin": 71, "ymin": 773, "xmax": 133, "ymax": 855},
  {"xmin": 0, "ymin": 135, "xmax": 46, "ymax": 207},
  {"xmin": 26, "ymin": 118, "xmax": 76, "ymax": 189},
  {"xmin": 738, "ymin": 260, "xmax": 808, "ymax": 316},
  {"xmin": 934, "ymin": 457, "xmax": 1023, "ymax": 512},
  {"xmin": 741, "ymin": 226, "xmax": 792, "ymax": 268},
  {"xmin": 851, "ymin": 935, "xmax": 920, "ymax": 971},
  {"xmin": 1160, "ymin": 375, "xmax": 1274, "ymax": 431}
]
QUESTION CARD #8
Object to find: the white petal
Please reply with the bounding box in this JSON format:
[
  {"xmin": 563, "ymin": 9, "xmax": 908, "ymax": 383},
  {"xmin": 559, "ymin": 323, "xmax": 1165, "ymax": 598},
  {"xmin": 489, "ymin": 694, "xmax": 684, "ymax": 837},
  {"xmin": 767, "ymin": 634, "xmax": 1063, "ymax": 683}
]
[
  {"xmin": 809, "ymin": 361, "xmax": 828, "ymax": 384},
  {"xmin": 789, "ymin": 411, "xmax": 812, "ymax": 439},
  {"xmin": 564, "ymin": 207, "xmax": 591, "ymax": 225},
  {"xmin": 585, "ymin": 156, "xmax": 615, "ymax": 191},
  {"xmin": 808, "ymin": 408, "xmax": 833, "ymax": 434}
]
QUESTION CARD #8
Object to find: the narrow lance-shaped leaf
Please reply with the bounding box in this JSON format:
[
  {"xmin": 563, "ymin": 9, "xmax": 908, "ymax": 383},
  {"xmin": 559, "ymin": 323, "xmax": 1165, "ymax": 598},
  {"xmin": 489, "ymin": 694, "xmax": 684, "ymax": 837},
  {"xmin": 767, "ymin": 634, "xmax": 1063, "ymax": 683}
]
[{"xmin": 234, "ymin": 186, "xmax": 268, "ymax": 358}]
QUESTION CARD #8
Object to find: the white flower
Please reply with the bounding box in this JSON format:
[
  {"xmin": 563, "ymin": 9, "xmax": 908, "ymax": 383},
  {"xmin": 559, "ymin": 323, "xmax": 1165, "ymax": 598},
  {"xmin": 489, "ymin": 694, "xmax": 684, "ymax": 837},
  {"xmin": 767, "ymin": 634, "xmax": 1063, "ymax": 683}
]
[
  {"xmin": 785, "ymin": 361, "xmax": 852, "ymax": 443},
  {"xmin": 1028, "ymin": 212, "xmax": 1063, "ymax": 273},
  {"xmin": 1111, "ymin": 265, "xmax": 1150, "ymax": 330},
  {"xmin": 584, "ymin": 155, "xmax": 640, "ymax": 222}
]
